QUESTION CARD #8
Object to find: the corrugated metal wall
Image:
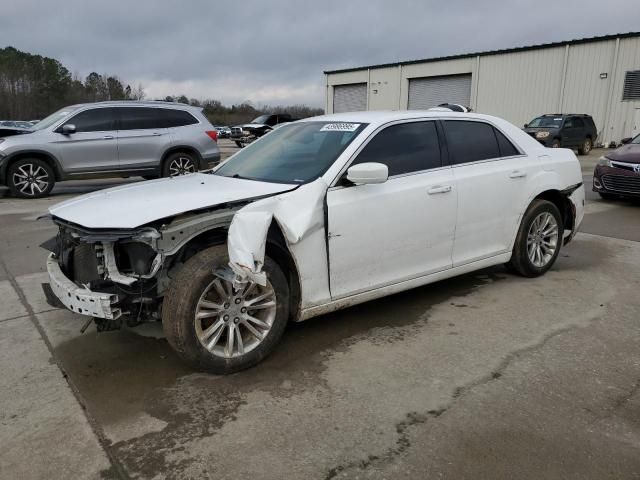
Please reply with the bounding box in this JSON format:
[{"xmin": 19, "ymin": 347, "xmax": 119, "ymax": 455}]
[
  {"xmin": 326, "ymin": 34, "xmax": 640, "ymax": 143},
  {"xmin": 333, "ymin": 84, "xmax": 367, "ymax": 113}
]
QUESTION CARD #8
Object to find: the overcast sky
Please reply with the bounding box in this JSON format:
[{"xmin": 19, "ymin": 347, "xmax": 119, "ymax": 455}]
[{"xmin": 1, "ymin": 0, "xmax": 638, "ymax": 108}]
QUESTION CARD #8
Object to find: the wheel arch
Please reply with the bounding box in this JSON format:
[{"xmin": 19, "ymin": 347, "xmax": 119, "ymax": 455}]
[
  {"xmin": 2, "ymin": 150, "xmax": 63, "ymax": 182},
  {"xmin": 168, "ymin": 220, "xmax": 302, "ymax": 321},
  {"xmin": 161, "ymin": 146, "xmax": 204, "ymax": 173}
]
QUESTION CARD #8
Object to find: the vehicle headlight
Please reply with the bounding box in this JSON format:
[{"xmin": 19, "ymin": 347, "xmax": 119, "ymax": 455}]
[
  {"xmin": 597, "ymin": 156, "xmax": 611, "ymax": 167},
  {"xmin": 535, "ymin": 131, "xmax": 550, "ymax": 139}
]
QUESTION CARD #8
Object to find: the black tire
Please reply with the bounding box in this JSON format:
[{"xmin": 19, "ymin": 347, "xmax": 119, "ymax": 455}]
[
  {"xmin": 142, "ymin": 175, "xmax": 158, "ymax": 180},
  {"xmin": 578, "ymin": 137, "xmax": 592, "ymax": 155},
  {"xmin": 507, "ymin": 199, "xmax": 564, "ymax": 278},
  {"xmin": 599, "ymin": 192, "xmax": 618, "ymax": 201},
  {"xmin": 162, "ymin": 152, "xmax": 197, "ymax": 177},
  {"xmin": 550, "ymin": 139, "xmax": 561, "ymax": 148},
  {"xmin": 162, "ymin": 245, "xmax": 289, "ymax": 374},
  {"xmin": 7, "ymin": 158, "xmax": 55, "ymax": 198}
]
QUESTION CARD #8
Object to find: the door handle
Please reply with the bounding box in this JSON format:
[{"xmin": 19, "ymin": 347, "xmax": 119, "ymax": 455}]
[
  {"xmin": 103, "ymin": 135, "xmax": 114, "ymax": 140},
  {"xmin": 509, "ymin": 170, "xmax": 527, "ymax": 178},
  {"xmin": 427, "ymin": 185, "xmax": 452, "ymax": 195}
]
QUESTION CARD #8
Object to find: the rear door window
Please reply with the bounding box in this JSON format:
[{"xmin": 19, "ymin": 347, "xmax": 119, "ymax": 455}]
[
  {"xmin": 494, "ymin": 128, "xmax": 520, "ymax": 157},
  {"xmin": 443, "ymin": 120, "xmax": 501, "ymax": 164},
  {"xmin": 351, "ymin": 121, "xmax": 441, "ymax": 176},
  {"xmin": 118, "ymin": 107, "xmax": 162, "ymax": 130},
  {"xmin": 68, "ymin": 108, "xmax": 116, "ymax": 132},
  {"xmin": 157, "ymin": 109, "xmax": 199, "ymax": 128}
]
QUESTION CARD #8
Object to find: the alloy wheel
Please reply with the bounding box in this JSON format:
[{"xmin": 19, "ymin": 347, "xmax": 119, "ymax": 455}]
[
  {"xmin": 583, "ymin": 139, "xmax": 592, "ymax": 154},
  {"xmin": 194, "ymin": 276, "xmax": 277, "ymax": 359},
  {"xmin": 526, "ymin": 212, "xmax": 559, "ymax": 268},
  {"xmin": 168, "ymin": 156, "xmax": 196, "ymax": 176},
  {"xmin": 12, "ymin": 163, "xmax": 50, "ymax": 196}
]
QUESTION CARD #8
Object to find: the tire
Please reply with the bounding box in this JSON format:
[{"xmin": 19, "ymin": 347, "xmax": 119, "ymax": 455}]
[
  {"xmin": 578, "ymin": 137, "xmax": 592, "ymax": 155},
  {"xmin": 142, "ymin": 175, "xmax": 158, "ymax": 180},
  {"xmin": 162, "ymin": 245, "xmax": 290, "ymax": 374},
  {"xmin": 599, "ymin": 192, "xmax": 618, "ymax": 201},
  {"xmin": 507, "ymin": 199, "xmax": 564, "ymax": 278},
  {"xmin": 7, "ymin": 158, "xmax": 55, "ymax": 199},
  {"xmin": 162, "ymin": 152, "xmax": 197, "ymax": 177},
  {"xmin": 550, "ymin": 139, "xmax": 561, "ymax": 148}
]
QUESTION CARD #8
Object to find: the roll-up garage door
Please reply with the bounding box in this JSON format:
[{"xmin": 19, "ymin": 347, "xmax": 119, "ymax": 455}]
[
  {"xmin": 408, "ymin": 74, "xmax": 472, "ymax": 110},
  {"xmin": 333, "ymin": 83, "xmax": 367, "ymax": 113}
]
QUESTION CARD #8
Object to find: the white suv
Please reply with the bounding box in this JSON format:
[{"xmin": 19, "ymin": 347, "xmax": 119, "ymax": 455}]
[
  {"xmin": 43, "ymin": 111, "xmax": 584, "ymax": 373},
  {"xmin": 0, "ymin": 101, "xmax": 220, "ymax": 198}
]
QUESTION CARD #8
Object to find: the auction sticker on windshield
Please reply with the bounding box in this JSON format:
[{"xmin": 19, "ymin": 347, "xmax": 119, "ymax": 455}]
[{"xmin": 320, "ymin": 123, "xmax": 361, "ymax": 132}]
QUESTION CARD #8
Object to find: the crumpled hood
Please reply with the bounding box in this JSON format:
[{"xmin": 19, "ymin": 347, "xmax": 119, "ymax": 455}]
[
  {"xmin": 49, "ymin": 173, "xmax": 296, "ymax": 229},
  {"xmin": 608, "ymin": 143, "xmax": 640, "ymax": 164}
]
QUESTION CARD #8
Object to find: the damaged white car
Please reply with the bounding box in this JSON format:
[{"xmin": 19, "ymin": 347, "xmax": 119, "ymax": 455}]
[{"xmin": 43, "ymin": 111, "xmax": 584, "ymax": 373}]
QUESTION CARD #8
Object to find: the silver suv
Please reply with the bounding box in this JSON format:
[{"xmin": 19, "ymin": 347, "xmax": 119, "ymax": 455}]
[{"xmin": 0, "ymin": 101, "xmax": 220, "ymax": 198}]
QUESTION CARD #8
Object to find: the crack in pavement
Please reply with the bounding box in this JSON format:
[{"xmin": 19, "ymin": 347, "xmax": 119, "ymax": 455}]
[
  {"xmin": 323, "ymin": 318, "xmax": 600, "ymax": 479},
  {"xmin": 0, "ymin": 257, "xmax": 131, "ymax": 480}
]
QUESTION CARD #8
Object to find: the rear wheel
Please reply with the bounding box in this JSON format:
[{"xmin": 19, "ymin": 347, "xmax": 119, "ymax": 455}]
[
  {"xmin": 507, "ymin": 200, "xmax": 563, "ymax": 277},
  {"xmin": 578, "ymin": 137, "xmax": 592, "ymax": 155},
  {"xmin": 551, "ymin": 139, "xmax": 560, "ymax": 148},
  {"xmin": 7, "ymin": 158, "xmax": 55, "ymax": 199},
  {"xmin": 162, "ymin": 245, "xmax": 289, "ymax": 374},
  {"xmin": 162, "ymin": 152, "xmax": 197, "ymax": 177}
]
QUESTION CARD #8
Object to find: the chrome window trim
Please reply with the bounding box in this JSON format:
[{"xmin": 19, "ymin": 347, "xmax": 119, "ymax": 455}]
[{"xmin": 328, "ymin": 117, "xmax": 444, "ymax": 187}]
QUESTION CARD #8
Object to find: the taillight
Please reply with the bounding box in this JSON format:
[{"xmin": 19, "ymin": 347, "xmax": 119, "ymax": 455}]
[{"xmin": 205, "ymin": 130, "xmax": 218, "ymax": 142}]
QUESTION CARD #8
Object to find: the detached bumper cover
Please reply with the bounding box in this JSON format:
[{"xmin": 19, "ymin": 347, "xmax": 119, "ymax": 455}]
[{"xmin": 46, "ymin": 253, "xmax": 121, "ymax": 320}]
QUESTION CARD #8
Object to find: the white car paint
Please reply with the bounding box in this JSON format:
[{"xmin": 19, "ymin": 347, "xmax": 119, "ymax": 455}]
[
  {"xmin": 226, "ymin": 111, "xmax": 584, "ymax": 317},
  {"xmin": 48, "ymin": 173, "xmax": 296, "ymax": 229},
  {"xmin": 47, "ymin": 110, "xmax": 584, "ymax": 325}
]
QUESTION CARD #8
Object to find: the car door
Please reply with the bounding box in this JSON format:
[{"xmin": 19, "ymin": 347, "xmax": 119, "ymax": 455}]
[
  {"xmin": 444, "ymin": 119, "xmax": 534, "ymax": 266},
  {"xmin": 53, "ymin": 107, "xmax": 118, "ymax": 173},
  {"xmin": 326, "ymin": 120, "xmax": 457, "ymax": 299},
  {"xmin": 562, "ymin": 116, "xmax": 583, "ymax": 147},
  {"xmin": 116, "ymin": 107, "xmax": 170, "ymax": 170}
]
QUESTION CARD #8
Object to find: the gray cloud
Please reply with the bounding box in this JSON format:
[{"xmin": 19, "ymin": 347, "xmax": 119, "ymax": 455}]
[{"xmin": 1, "ymin": 0, "xmax": 638, "ymax": 107}]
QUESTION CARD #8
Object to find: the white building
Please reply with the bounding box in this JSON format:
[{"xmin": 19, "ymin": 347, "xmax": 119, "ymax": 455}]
[{"xmin": 324, "ymin": 32, "xmax": 640, "ymax": 145}]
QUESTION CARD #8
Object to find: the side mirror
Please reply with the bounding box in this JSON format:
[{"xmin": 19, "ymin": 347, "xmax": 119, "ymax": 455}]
[
  {"xmin": 621, "ymin": 137, "xmax": 632, "ymax": 145},
  {"xmin": 346, "ymin": 162, "xmax": 388, "ymax": 185},
  {"xmin": 523, "ymin": 123, "xmax": 528, "ymax": 128},
  {"xmin": 61, "ymin": 124, "xmax": 76, "ymax": 135}
]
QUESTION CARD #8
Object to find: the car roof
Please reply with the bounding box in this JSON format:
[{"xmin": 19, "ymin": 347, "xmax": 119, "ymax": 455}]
[
  {"xmin": 299, "ymin": 110, "xmax": 511, "ymax": 128},
  {"xmin": 539, "ymin": 113, "xmax": 592, "ymax": 118},
  {"xmin": 65, "ymin": 100, "xmax": 202, "ymax": 111}
]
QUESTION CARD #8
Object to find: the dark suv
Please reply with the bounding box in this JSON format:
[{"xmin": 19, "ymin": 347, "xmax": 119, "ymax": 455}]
[{"xmin": 524, "ymin": 114, "xmax": 597, "ymax": 155}]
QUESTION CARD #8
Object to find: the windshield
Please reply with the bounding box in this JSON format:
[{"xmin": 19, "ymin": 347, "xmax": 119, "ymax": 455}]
[
  {"xmin": 215, "ymin": 121, "xmax": 367, "ymax": 184},
  {"xmin": 30, "ymin": 106, "xmax": 81, "ymax": 131},
  {"xmin": 251, "ymin": 115, "xmax": 270, "ymax": 124},
  {"xmin": 527, "ymin": 116, "xmax": 563, "ymax": 128}
]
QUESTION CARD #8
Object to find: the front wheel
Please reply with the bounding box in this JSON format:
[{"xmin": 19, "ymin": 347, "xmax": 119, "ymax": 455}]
[
  {"xmin": 7, "ymin": 158, "xmax": 55, "ymax": 198},
  {"xmin": 507, "ymin": 200, "xmax": 564, "ymax": 277},
  {"xmin": 162, "ymin": 245, "xmax": 289, "ymax": 374}
]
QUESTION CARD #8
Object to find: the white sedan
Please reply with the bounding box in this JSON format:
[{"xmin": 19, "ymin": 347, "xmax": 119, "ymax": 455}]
[{"xmin": 44, "ymin": 111, "xmax": 584, "ymax": 373}]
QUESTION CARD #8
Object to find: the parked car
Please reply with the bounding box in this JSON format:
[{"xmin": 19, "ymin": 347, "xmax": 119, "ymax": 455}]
[
  {"xmin": 524, "ymin": 114, "xmax": 597, "ymax": 155},
  {"xmin": 0, "ymin": 120, "xmax": 32, "ymax": 129},
  {"xmin": 0, "ymin": 101, "xmax": 220, "ymax": 198},
  {"xmin": 593, "ymin": 134, "xmax": 640, "ymax": 199},
  {"xmin": 240, "ymin": 113, "xmax": 296, "ymax": 137},
  {"xmin": 0, "ymin": 126, "xmax": 30, "ymax": 138},
  {"xmin": 215, "ymin": 126, "xmax": 231, "ymax": 138},
  {"xmin": 42, "ymin": 111, "xmax": 584, "ymax": 374}
]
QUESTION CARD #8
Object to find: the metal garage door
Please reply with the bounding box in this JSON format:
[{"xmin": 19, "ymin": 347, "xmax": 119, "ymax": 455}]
[
  {"xmin": 408, "ymin": 74, "xmax": 472, "ymax": 110},
  {"xmin": 333, "ymin": 83, "xmax": 367, "ymax": 113}
]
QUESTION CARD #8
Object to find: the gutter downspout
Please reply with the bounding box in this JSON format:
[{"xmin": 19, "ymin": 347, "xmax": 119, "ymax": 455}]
[
  {"xmin": 603, "ymin": 37, "xmax": 621, "ymax": 146},
  {"xmin": 558, "ymin": 44, "xmax": 570, "ymax": 113}
]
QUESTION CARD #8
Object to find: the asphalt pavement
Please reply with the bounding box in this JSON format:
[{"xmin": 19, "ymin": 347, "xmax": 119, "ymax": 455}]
[{"xmin": 0, "ymin": 145, "xmax": 638, "ymax": 479}]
